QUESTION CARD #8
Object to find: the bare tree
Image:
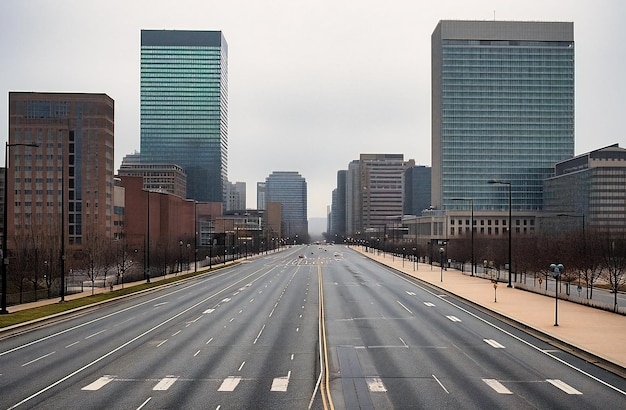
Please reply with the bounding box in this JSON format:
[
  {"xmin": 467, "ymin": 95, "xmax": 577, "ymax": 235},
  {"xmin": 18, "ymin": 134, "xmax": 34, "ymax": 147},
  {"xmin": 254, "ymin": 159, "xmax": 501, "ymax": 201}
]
[
  {"xmin": 77, "ymin": 231, "xmax": 116, "ymax": 295},
  {"xmin": 577, "ymin": 230, "xmax": 607, "ymax": 299},
  {"xmin": 600, "ymin": 233, "xmax": 626, "ymax": 312}
]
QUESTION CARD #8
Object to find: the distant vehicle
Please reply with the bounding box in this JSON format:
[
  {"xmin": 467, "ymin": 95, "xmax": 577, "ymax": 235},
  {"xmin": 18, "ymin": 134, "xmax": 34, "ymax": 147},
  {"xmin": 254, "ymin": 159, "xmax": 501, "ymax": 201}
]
[{"xmin": 298, "ymin": 254, "xmax": 305, "ymax": 258}]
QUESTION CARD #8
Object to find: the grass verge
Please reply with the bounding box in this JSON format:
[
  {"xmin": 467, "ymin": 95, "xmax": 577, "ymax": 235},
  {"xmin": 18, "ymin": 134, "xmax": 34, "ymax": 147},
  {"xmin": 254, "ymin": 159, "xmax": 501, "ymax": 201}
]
[{"xmin": 0, "ymin": 266, "xmax": 226, "ymax": 329}]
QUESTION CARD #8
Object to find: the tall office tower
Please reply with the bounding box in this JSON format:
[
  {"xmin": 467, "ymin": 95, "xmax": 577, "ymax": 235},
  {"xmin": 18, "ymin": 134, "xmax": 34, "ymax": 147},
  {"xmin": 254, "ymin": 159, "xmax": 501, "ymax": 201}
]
[
  {"xmin": 256, "ymin": 182, "xmax": 266, "ymax": 210},
  {"xmin": 403, "ymin": 165, "xmax": 432, "ymax": 216},
  {"xmin": 345, "ymin": 160, "xmax": 361, "ymax": 235},
  {"xmin": 265, "ymin": 171, "xmax": 308, "ymax": 241},
  {"xmin": 432, "ymin": 21, "xmax": 574, "ymax": 211},
  {"xmin": 8, "ymin": 92, "xmax": 115, "ymax": 246},
  {"xmin": 225, "ymin": 181, "xmax": 246, "ymax": 211},
  {"xmin": 140, "ymin": 30, "xmax": 228, "ymax": 203},
  {"xmin": 360, "ymin": 154, "xmax": 415, "ymax": 229},
  {"xmin": 330, "ymin": 170, "xmax": 347, "ymax": 237}
]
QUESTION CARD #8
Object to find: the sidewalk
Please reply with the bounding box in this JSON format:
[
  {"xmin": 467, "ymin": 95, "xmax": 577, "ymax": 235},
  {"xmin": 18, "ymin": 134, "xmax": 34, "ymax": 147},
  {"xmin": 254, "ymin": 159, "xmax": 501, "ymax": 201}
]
[
  {"xmin": 353, "ymin": 247, "xmax": 626, "ymax": 376},
  {"xmin": 7, "ymin": 260, "xmax": 238, "ymax": 314}
]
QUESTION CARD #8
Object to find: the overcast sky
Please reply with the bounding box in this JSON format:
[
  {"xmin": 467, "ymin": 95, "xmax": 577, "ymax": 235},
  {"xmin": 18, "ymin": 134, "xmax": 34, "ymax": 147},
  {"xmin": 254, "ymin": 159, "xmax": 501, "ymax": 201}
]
[{"xmin": 1, "ymin": 1, "xmax": 625, "ymax": 221}]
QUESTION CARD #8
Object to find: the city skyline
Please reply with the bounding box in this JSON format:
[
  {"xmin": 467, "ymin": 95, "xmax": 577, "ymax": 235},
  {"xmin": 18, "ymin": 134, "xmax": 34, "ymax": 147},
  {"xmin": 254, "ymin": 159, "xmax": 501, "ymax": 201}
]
[{"xmin": 1, "ymin": 1, "xmax": 625, "ymax": 219}]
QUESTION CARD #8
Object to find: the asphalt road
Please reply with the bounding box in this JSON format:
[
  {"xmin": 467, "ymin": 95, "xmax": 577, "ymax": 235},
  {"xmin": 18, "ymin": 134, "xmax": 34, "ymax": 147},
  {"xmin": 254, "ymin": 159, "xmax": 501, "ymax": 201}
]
[
  {"xmin": 1, "ymin": 244, "xmax": 625, "ymax": 409},
  {"xmin": 322, "ymin": 246, "xmax": 626, "ymax": 409},
  {"xmin": 1, "ymin": 246, "xmax": 321, "ymax": 409}
]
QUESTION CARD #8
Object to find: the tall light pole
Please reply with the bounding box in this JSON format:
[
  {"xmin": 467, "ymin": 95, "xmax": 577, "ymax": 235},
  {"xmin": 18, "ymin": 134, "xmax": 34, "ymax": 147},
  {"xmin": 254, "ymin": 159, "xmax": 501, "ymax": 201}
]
[
  {"xmin": 488, "ymin": 180, "xmax": 513, "ymax": 287},
  {"xmin": 179, "ymin": 240, "xmax": 183, "ymax": 273},
  {"xmin": 439, "ymin": 247, "xmax": 444, "ymax": 282},
  {"xmin": 550, "ymin": 263, "xmax": 563, "ymax": 326},
  {"xmin": 2, "ymin": 142, "xmax": 39, "ymax": 314},
  {"xmin": 451, "ymin": 198, "xmax": 474, "ymax": 276},
  {"xmin": 194, "ymin": 201, "xmax": 198, "ymax": 273},
  {"xmin": 145, "ymin": 190, "xmax": 151, "ymax": 283}
]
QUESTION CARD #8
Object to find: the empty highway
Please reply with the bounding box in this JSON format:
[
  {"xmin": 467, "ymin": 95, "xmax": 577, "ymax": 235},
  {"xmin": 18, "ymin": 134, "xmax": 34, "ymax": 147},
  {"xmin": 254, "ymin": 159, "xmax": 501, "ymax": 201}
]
[{"xmin": 1, "ymin": 245, "xmax": 624, "ymax": 409}]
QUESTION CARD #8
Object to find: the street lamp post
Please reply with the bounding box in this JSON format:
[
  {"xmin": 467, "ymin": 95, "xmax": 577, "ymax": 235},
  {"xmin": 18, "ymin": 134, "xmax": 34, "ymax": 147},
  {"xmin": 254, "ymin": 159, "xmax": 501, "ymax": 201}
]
[
  {"xmin": 178, "ymin": 240, "xmax": 183, "ymax": 273},
  {"xmin": 488, "ymin": 180, "xmax": 512, "ymax": 287},
  {"xmin": 2, "ymin": 142, "xmax": 39, "ymax": 314},
  {"xmin": 194, "ymin": 202, "xmax": 198, "ymax": 273},
  {"xmin": 439, "ymin": 247, "xmax": 444, "ymax": 282},
  {"xmin": 451, "ymin": 198, "xmax": 474, "ymax": 276},
  {"xmin": 209, "ymin": 236, "xmax": 213, "ymax": 269},
  {"xmin": 550, "ymin": 263, "xmax": 564, "ymax": 326},
  {"xmin": 186, "ymin": 243, "xmax": 190, "ymax": 270}
]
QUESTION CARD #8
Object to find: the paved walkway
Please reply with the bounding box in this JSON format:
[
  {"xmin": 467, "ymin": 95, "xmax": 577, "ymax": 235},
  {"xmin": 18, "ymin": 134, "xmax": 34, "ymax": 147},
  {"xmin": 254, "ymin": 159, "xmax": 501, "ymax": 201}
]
[
  {"xmin": 352, "ymin": 247, "xmax": 626, "ymax": 375},
  {"xmin": 6, "ymin": 260, "xmax": 238, "ymax": 314}
]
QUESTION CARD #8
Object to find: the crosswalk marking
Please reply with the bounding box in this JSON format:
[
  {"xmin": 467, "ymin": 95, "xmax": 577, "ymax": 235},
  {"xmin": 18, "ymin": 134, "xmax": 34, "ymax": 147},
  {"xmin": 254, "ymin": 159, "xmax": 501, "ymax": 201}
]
[
  {"xmin": 82, "ymin": 375, "xmax": 115, "ymax": 391},
  {"xmin": 218, "ymin": 376, "xmax": 241, "ymax": 392},
  {"xmin": 483, "ymin": 378, "xmax": 513, "ymax": 394},
  {"xmin": 484, "ymin": 339, "xmax": 505, "ymax": 349},
  {"xmin": 547, "ymin": 379, "xmax": 582, "ymax": 394},
  {"xmin": 446, "ymin": 315, "xmax": 462, "ymax": 322},
  {"xmin": 271, "ymin": 371, "xmax": 291, "ymax": 391},
  {"xmin": 366, "ymin": 377, "xmax": 387, "ymax": 392},
  {"xmin": 153, "ymin": 376, "xmax": 178, "ymax": 391}
]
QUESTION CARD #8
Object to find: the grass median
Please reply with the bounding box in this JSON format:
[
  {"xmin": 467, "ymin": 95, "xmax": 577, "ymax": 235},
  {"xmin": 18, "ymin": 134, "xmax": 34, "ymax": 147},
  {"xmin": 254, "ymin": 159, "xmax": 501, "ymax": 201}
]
[{"xmin": 0, "ymin": 265, "xmax": 230, "ymax": 329}]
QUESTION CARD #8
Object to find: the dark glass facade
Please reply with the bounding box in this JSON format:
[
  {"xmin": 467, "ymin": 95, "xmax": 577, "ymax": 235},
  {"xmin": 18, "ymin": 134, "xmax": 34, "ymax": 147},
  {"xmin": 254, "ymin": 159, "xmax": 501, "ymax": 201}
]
[
  {"xmin": 404, "ymin": 166, "xmax": 432, "ymax": 216},
  {"xmin": 140, "ymin": 30, "xmax": 228, "ymax": 203}
]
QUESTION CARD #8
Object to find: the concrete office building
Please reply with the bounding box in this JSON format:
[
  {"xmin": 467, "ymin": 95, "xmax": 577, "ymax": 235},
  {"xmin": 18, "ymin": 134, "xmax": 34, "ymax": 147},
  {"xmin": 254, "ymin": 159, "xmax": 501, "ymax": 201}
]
[
  {"xmin": 346, "ymin": 160, "xmax": 361, "ymax": 235},
  {"xmin": 360, "ymin": 154, "xmax": 415, "ymax": 230},
  {"xmin": 7, "ymin": 92, "xmax": 115, "ymax": 247},
  {"xmin": 225, "ymin": 181, "xmax": 246, "ymax": 211},
  {"xmin": 118, "ymin": 154, "xmax": 187, "ymax": 199},
  {"xmin": 140, "ymin": 30, "xmax": 228, "ymax": 203},
  {"xmin": 543, "ymin": 144, "xmax": 626, "ymax": 234},
  {"xmin": 265, "ymin": 171, "xmax": 308, "ymax": 241},
  {"xmin": 432, "ymin": 20, "xmax": 575, "ymax": 212}
]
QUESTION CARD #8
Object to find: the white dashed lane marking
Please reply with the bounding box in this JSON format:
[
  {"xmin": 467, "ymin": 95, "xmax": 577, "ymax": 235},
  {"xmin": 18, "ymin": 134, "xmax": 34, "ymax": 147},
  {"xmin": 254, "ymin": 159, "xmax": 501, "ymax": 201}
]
[
  {"xmin": 484, "ymin": 339, "xmax": 505, "ymax": 349},
  {"xmin": 82, "ymin": 375, "xmax": 115, "ymax": 391},
  {"xmin": 153, "ymin": 376, "xmax": 178, "ymax": 391},
  {"xmin": 483, "ymin": 378, "xmax": 513, "ymax": 394},
  {"xmin": 218, "ymin": 376, "xmax": 241, "ymax": 392}
]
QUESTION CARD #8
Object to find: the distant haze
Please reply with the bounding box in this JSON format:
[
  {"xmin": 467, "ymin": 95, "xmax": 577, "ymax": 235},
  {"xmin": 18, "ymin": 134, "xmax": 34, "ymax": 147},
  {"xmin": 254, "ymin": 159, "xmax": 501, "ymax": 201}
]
[{"xmin": 308, "ymin": 217, "xmax": 327, "ymax": 241}]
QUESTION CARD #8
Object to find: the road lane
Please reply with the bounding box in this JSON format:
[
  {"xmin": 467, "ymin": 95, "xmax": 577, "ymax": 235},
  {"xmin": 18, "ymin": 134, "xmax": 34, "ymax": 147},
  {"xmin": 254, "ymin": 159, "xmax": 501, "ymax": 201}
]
[
  {"xmin": 322, "ymin": 246, "xmax": 626, "ymax": 409},
  {"xmin": 1, "ymin": 247, "xmax": 323, "ymax": 409}
]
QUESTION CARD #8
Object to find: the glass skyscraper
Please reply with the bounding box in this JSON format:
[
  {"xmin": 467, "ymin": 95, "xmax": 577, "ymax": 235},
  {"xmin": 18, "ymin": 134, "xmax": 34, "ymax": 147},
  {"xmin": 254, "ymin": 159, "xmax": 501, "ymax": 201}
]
[
  {"xmin": 265, "ymin": 171, "xmax": 308, "ymax": 241},
  {"xmin": 140, "ymin": 30, "xmax": 228, "ymax": 203},
  {"xmin": 432, "ymin": 21, "xmax": 574, "ymax": 211}
]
